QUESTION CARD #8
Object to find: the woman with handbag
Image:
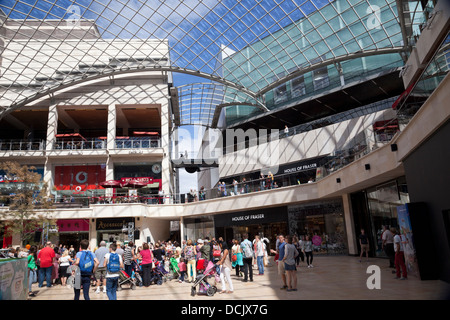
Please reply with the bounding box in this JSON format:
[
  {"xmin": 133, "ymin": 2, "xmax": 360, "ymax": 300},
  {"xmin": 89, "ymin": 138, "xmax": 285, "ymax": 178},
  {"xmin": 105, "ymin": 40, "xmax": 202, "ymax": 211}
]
[
  {"xmin": 184, "ymin": 240, "xmax": 197, "ymax": 283},
  {"xmin": 231, "ymin": 239, "xmax": 243, "ymax": 277}
]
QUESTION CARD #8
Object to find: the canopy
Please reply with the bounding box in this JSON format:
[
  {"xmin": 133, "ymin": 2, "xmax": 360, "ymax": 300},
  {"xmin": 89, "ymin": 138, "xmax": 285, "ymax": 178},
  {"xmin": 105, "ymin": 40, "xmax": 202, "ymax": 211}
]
[{"xmin": 100, "ymin": 180, "xmax": 123, "ymax": 188}]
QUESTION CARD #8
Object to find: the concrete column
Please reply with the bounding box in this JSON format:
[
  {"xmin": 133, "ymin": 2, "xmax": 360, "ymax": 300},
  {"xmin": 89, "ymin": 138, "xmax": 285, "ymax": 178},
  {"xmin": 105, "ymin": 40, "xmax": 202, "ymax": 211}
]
[
  {"xmin": 43, "ymin": 103, "xmax": 58, "ymax": 194},
  {"xmin": 180, "ymin": 216, "xmax": 185, "ymax": 241},
  {"xmin": 160, "ymin": 99, "xmax": 171, "ymax": 201},
  {"xmin": 342, "ymin": 193, "xmax": 358, "ymax": 255},
  {"xmin": 45, "ymin": 103, "xmax": 58, "ymax": 151},
  {"xmin": 89, "ymin": 218, "xmax": 97, "ymax": 249},
  {"xmin": 107, "ymin": 104, "xmax": 116, "ymax": 151},
  {"xmin": 105, "ymin": 104, "xmax": 116, "ymax": 180}
]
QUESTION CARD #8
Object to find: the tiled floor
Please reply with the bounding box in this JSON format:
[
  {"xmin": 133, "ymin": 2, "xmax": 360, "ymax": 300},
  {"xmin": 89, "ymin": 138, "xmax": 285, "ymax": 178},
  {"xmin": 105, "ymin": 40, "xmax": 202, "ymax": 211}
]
[{"xmin": 29, "ymin": 255, "xmax": 449, "ymax": 300}]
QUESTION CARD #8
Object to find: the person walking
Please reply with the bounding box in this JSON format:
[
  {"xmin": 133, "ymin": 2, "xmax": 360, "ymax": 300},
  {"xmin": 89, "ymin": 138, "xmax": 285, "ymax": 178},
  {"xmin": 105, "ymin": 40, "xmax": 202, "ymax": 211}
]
[
  {"xmin": 73, "ymin": 239, "xmax": 99, "ymax": 300},
  {"xmin": 218, "ymin": 241, "xmax": 234, "ymax": 294},
  {"xmin": 103, "ymin": 243, "xmax": 124, "ymax": 300},
  {"xmin": 184, "ymin": 239, "xmax": 197, "ymax": 283},
  {"xmin": 37, "ymin": 241, "xmax": 56, "ymax": 288},
  {"xmin": 138, "ymin": 243, "xmax": 153, "ymax": 287},
  {"xmin": 283, "ymin": 235, "xmax": 299, "ymax": 291},
  {"xmin": 94, "ymin": 240, "xmax": 109, "ymax": 294},
  {"xmin": 392, "ymin": 228, "xmax": 407, "ymax": 280},
  {"xmin": 240, "ymin": 234, "xmax": 254, "ymax": 282},
  {"xmin": 254, "ymin": 235, "xmax": 265, "ymax": 275},
  {"xmin": 303, "ymin": 235, "xmax": 314, "ymax": 268},
  {"xmin": 382, "ymin": 225, "xmax": 395, "ymax": 268},
  {"xmin": 359, "ymin": 229, "xmax": 370, "ymax": 262}
]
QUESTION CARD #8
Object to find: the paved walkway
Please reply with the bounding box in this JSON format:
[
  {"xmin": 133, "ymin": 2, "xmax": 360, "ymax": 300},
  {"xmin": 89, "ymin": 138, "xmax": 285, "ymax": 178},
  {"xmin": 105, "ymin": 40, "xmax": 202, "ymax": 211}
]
[{"xmin": 29, "ymin": 255, "xmax": 448, "ymax": 301}]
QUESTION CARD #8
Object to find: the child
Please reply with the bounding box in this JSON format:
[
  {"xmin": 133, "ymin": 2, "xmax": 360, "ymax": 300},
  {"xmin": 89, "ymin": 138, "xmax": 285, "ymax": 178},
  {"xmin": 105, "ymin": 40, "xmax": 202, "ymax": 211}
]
[{"xmin": 178, "ymin": 258, "xmax": 186, "ymax": 283}]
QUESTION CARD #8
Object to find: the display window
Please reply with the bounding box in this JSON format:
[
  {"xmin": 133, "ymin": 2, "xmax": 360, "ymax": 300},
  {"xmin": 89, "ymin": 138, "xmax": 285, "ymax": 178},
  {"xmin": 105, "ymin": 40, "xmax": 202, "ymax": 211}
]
[{"xmin": 288, "ymin": 200, "xmax": 348, "ymax": 255}]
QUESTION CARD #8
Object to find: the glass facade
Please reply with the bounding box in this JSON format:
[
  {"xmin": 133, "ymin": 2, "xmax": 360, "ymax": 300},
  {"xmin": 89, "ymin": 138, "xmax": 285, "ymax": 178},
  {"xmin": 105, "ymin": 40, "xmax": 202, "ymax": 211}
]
[
  {"xmin": 366, "ymin": 177, "xmax": 409, "ymax": 257},
  {"xmin": 223, "ymin": 0, "xmax": 407, "ymax": 125},
  {"xmin": 288, "ymin": 199, "xmax": 348, "ymax": 255}
]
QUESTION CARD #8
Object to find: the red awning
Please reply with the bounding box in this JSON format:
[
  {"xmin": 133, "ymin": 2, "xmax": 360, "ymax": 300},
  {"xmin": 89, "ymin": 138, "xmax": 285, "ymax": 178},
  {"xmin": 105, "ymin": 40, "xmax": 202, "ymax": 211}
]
[
  {"xmin": 55, "ymin": 133, "xmax": 87, "ymax": 141},
  {"xmin": 133, "ymin": 131, "xmax": 159, "ymax": 136},
  {"xmin": 373, "ymin": 119, "xmax": 399, "ymax": 131}
]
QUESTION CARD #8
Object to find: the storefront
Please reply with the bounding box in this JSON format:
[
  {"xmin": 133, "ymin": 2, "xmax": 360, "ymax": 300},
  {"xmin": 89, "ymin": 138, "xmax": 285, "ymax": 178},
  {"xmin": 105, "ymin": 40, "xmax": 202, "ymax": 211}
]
[
  {"xmin": 95, "ymin": 217, "xmax": 135, "ymax": 247},
  {"xmin": 214, "ymin": 207, "xmax": 288, "ymax": 251},
  {"xmin": 351, "ymin": 177, "xmax": 409, "ymax": 258},
  {"xmin": 183, "ymin": 216, "xmax": 214, "ymax": 242},
  {"xmin": 56, "ymin": 219, "xmax": 90, "ymax": 249},
  {"xmin": 287, "ymin": 199, "xmax": 348, "ymax": 255}
]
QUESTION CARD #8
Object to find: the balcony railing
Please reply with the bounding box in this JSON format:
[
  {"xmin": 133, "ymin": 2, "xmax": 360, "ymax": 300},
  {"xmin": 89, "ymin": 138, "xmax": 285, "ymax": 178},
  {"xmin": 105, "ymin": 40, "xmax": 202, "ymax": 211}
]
[
  {"xmin": 0, "ymin": 139, "xmax": 46, "ymax": 151},
  {"xmin": 115, "ymin": 138, "xmax": 160, "ymax": 149},
  {"xmin": 54, "ymin": 139, "xmax": 106, "ymax": 150}
]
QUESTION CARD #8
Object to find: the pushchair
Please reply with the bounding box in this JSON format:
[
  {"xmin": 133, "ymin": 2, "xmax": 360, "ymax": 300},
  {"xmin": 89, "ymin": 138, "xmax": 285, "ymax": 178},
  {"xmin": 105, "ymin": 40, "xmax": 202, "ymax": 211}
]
[
  {"xmin": 118, "ymin": 270, "xmax": 137, "ymax": 290},
  {"xmin": 131, "ymin": 260, "xmax": 143, "ymax": 287},
  {"xmin": 168, "ymin": 257, "xmax": 180, "ymax": 280},
  {"xmin": 152, "ymin": 261, "xmax": 168, "ymax": 285},
  {"xmin": 190, "ymin": 261, "xmax": 218, "ymax": 297}
]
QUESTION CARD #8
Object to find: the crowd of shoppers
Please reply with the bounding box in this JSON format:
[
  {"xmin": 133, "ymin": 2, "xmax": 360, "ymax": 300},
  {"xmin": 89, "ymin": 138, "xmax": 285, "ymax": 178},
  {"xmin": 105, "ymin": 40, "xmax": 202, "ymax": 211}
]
[{"xmin": 2, "ymin": 227, "xmax": 410, "ymax": 300}]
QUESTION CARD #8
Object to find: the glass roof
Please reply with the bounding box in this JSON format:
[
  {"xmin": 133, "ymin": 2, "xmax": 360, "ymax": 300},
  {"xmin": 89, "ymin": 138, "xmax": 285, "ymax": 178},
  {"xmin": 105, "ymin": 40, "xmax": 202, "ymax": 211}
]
[{"xmin": 0, "ymin": 0, "xmax": 427, "ymax": 125}]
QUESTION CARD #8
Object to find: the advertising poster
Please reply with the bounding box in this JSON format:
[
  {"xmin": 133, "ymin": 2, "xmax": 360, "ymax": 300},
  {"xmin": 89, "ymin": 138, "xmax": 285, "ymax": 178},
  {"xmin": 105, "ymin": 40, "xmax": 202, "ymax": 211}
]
[
  {"xmin": 54, "ymin": 165, "xmax": 106, "ymax": 192},
  {"xmin": 0, "ymin": 259, "xmax": 28, "ymax": 300},
  {"xmin": 397, "ymin": 204, "xmax": 420, "ymax": 278}
]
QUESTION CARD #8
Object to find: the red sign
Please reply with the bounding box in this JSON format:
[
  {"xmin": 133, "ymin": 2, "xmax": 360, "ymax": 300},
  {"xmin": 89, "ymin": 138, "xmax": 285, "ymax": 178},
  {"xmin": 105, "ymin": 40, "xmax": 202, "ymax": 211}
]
[{"xmin": 54, "ymin": 165, "xmax": 106, "ymax": 191}]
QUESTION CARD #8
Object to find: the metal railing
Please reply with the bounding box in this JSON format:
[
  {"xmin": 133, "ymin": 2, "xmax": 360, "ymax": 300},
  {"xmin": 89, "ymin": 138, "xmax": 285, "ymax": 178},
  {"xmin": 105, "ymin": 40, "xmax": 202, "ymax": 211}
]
[
  {"xmin": 114, "ymin": 138, "xmax": 160, "ymax": 149},
  {"xmin": 0, "ymin": 139, "xmax": 45, "ymax": 151},
  {"xmin": 54, "ymin": 139, "xmax": 106, "ymax": 150}
]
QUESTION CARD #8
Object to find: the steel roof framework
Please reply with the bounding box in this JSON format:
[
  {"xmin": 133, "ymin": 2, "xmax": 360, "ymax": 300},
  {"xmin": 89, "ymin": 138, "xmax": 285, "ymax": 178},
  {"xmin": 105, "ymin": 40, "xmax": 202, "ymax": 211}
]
[{"xmin": 0, "ymin": 0, "xmax": 427, "ymax": 125}]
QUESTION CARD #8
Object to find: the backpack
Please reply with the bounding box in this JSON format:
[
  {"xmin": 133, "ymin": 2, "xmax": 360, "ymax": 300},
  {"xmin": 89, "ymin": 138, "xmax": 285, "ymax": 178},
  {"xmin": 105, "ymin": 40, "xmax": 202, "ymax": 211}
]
[
  {"xmin": 107, "ymin": 253, "xmax": 120, "ymax": 273},
  {"xmin": 79, "ymin": 251, "xmax": 94, "ymax": 275},
  {"xmin": 241, "ymin": 240, "xmax": 253, "ymax": 258}
]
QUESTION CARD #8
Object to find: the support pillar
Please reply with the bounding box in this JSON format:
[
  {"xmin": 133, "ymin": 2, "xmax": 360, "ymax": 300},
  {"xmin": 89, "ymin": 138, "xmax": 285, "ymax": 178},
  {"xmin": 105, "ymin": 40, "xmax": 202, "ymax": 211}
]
[{"xmin": 342, "ymin": 193, "xmax": 358, "ymax": 256}]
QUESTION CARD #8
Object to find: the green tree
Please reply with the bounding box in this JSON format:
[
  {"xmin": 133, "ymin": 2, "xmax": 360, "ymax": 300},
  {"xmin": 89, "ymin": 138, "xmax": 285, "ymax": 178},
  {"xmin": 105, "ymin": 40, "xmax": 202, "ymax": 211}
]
[{"xmin": 0, "ymin": 161, "xmax": 54, "ymax": 246}]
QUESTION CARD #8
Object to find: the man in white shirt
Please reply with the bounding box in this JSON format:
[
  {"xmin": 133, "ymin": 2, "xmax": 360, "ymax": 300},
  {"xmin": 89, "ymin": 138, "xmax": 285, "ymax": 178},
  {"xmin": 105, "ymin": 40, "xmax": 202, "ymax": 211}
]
[
  {"xmin": 392, "ymin": 228, "xmax": 407, "ymax": 280},
  {"xmin": 255, "ymin": 236, "xmax": 265, "ymax": 275},
  {"xmin": 382, "ymin": 226, "xmax": 395, "ymax": 268}
]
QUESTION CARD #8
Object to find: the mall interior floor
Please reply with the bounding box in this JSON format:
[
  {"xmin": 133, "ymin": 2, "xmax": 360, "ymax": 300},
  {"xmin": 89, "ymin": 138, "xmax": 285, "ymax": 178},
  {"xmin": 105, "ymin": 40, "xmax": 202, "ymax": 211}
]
[{"xmin": 29, "ymin": 255, "xmax": 448, "ymax": 301}]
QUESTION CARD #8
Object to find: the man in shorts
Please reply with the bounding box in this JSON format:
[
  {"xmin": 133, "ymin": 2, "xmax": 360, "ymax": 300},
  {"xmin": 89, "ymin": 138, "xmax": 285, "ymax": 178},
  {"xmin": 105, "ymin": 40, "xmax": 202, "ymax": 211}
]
[
  {"xmin": 94, "ymin": 241, "xmax": 109, "ymax": 293},
  {"xmin": 359, "ymin": 229, "xmax": 369, "ymax": 262},
  {"xmin": 272, "ymin": 235, "xmax": 287, "ymax": 290}
]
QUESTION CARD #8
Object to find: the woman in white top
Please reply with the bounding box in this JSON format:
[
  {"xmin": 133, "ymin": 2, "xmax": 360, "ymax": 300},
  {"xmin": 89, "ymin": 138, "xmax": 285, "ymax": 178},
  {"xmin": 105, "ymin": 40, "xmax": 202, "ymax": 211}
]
[
  {"xmin": 217, "ymin": 241, "xmax": 233, "ymax": 294},
  {"xmin": 58, "ymin": 250, "xmax": 73, "ymax": 287}
]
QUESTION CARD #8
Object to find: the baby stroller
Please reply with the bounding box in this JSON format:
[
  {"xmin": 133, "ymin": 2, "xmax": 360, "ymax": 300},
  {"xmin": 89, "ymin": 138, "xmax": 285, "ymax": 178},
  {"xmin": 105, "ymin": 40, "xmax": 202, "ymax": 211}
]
[
  {"xmin": 152, "ymin": 261, "xmax": 168, "ymax": 285},
  {"xmin": 131, "ymin": 260, "xmax": 143, "ymax": 287},
  {"xmin": 168, "ymin": 257, "xmax": 180, "ymax": 280},
  {"xmin": 118, "ymin": 270, "xmax": 137, "ymax": 290},
  {"xmin": 190, "ymin": 261, "xmax": 218, "ymax": 297}
]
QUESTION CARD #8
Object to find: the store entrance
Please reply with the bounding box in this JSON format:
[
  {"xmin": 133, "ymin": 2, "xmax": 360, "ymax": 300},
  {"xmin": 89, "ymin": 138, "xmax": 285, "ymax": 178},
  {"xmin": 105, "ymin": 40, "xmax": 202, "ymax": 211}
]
[
  {"xmin": 222, "ymin": 222, "xmax": 287, "ymax": 253},
  {"xmin": 58, "ymin": 232, "xmax": 89, "ymax": 251}
]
